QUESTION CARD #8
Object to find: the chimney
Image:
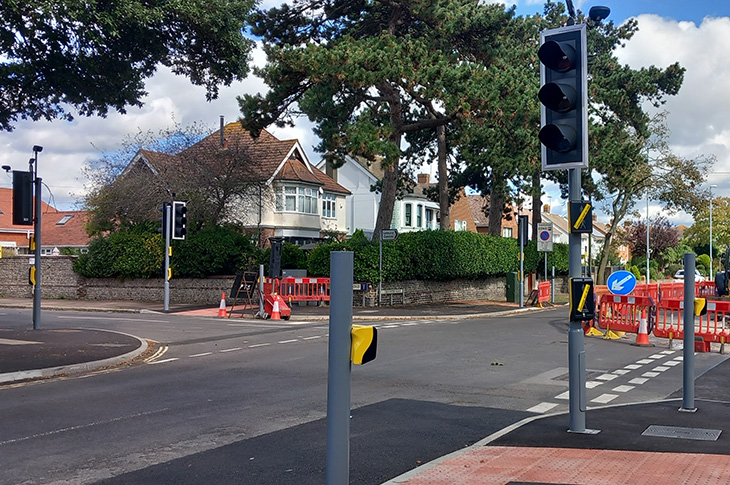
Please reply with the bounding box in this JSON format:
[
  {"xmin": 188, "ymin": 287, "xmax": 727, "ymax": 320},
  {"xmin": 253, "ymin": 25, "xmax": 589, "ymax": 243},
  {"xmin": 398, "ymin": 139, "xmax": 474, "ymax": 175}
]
[
  {"xmin": 417, "ymin": 173, "xmax": 430, "ymax": 184},
  {"xmin": 592, "ymin": 214, "xmax": 597, "ymax": 222},
  {"xmin": 220, "ymin": 115, "xmax": 225, "ymax": 147},
  {"xmin": 543, "ymin": 204, "xmax": 550, "ymax": 213}
]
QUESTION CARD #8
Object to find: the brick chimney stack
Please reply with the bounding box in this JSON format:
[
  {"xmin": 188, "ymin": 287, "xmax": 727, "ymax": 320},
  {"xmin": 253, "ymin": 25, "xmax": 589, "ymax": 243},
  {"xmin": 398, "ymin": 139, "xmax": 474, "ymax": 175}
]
[
  {"xmin": 417, "ymin": 173, "xmax": 430, "ymax": 184},
  {"xmin": 543, "ymin": 204, "xmax": 550, "ymax": 213}
]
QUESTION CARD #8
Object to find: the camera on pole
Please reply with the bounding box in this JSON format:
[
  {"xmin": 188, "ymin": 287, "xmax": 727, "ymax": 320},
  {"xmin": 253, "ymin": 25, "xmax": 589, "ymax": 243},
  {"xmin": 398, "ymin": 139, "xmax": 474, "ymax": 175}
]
[{"xmin": 538, "ymin": 24, "xmax": 588, "ymax": 171}]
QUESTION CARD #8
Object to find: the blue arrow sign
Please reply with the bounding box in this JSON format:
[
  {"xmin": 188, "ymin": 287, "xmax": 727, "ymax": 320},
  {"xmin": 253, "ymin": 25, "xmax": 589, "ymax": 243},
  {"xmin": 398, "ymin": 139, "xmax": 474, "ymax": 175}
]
[{"xmin": 606, "ymin": 270, "xmax": 637, "ymax": 295}]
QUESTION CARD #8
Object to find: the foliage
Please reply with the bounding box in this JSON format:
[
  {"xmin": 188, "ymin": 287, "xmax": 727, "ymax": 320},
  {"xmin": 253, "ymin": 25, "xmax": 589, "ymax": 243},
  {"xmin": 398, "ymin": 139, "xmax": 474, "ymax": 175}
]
[
  {"xmin": 73, "ymin": 223, "xmax": 164, "ymax": 279},
  {"xmin": 696, "ymin": 254, "xmax": 711, "ymax": 275},
  {"xmin": 684, "ymin": 197, "xmax": 730, "ymax": 253},
  {"xmin": 258, "ymin": 242, "xmax": 309, "ymax": 275},
  {"xmin": 74, "ymin": 224, "xmax": 261, "ymax": 279},
  {"xmin": 172, "ymin": 226, "xmax": 261, "ymax": 278},
  {"xmin": 624, "ymin": 216, "xmax": 679, "ymax": 270},
  {"xmin": 307, "ymin": 230, "xmax": 569, "ymax": 283},
  {"xmin": 0, "ymin": 0, "xmax": 254, "ymax": 131}
]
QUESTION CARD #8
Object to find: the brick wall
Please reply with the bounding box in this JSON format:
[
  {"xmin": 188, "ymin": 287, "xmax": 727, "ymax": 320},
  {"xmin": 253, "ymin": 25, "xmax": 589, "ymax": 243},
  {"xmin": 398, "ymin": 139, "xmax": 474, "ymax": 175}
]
[{"xmin": 0, "ymin": 256, "xmax": 569, "ymax": 306}]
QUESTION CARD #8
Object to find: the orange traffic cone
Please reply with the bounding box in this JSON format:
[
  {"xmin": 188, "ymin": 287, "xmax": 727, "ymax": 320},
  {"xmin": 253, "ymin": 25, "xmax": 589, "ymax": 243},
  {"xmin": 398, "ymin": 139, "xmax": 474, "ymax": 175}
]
[
  {"xmin": 634, "ymin": 316, "xmax": 651, "ymax": 346},
  {"xmin": 271, "ymin": 297, "xmax": 281, "ymax": 320},
  {"xmin": 218, "ymin": 293, "xmax": 227, "ymax": 318}
]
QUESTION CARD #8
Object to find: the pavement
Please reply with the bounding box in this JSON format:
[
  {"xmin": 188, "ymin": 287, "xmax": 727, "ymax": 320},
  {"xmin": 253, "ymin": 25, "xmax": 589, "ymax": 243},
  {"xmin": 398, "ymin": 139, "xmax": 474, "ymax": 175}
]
[{"xmin": 2, "ymin": 296, "xmax": 730, "ymax": 484}]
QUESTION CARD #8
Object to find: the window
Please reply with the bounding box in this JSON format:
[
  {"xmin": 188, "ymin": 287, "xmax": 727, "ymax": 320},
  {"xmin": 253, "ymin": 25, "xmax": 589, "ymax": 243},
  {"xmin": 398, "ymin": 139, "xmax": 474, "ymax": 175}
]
[
  {"xmin": 56, "ymin": 215, "xmax": 73, "ymax": 225},
  {"xmin": 416, "ymin": 205, "xmax": 423, "ymax": 228},
  {"xmin": 322, "ymin": 193, "xmax": 336, "ymax": 218},
  {"xmin": 277, "ymin": 185, "xmax": 318, "ymax": 214},
  {"xmin": 454, "ymin": 220, "xmax": 467, "ymax": 231},
  {"xmin": 404, "ymin": 203, "xmax": 412, "ymax": 227},
  {"xmin": 426, "ymin": 209, "xmax": 434, "ymax": 229},
  {"xmin": 502, "ymin": 227, "xmax": 513, "ymax": 238}
]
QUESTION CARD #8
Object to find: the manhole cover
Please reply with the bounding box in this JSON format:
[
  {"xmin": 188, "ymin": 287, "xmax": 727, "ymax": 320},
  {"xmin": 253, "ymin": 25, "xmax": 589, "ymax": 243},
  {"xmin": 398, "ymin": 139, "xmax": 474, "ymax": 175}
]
[{"xmin": 642, "ymin": 425, "xmax": 722, "ymax": 441}]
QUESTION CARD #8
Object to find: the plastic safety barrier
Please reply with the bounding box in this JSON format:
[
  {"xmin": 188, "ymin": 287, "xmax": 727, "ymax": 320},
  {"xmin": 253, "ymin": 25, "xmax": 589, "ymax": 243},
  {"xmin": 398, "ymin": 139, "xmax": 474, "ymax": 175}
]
[
  {"xmin": 654, "ymin": 298, "xmax": 730, "ymax": 351},
  {"xmin": 658, "ymin": 281, "xmax": 717, "ymax": 301},
  {"xmin": 596, "ymin": 294, "xmax": 655, "ymax": 336},
  {"xmin": 538, "ymin": 281, "xmax": 551, "ymax": 305},
  {"xmin": 262, "ymin": 277, "xmax": 330, "ymax": 303}
]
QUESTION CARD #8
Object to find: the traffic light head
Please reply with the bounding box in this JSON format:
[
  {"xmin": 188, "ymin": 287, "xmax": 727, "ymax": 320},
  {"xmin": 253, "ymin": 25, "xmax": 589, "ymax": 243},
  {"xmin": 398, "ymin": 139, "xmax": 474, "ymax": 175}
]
[
  {"xmin": 158, "ymin": 202, "xmax": 170, "ymax": 239},
  {"xmin": 538, "ymin": 24, "xmax": 588, "ymax": 171},
  {"xmin": 172, "ymin": 201, "xmax": 187, "ymax": 240},
  {"xmin": 351, "ymin": 325, "xmax": 377, "ymax": 365}
]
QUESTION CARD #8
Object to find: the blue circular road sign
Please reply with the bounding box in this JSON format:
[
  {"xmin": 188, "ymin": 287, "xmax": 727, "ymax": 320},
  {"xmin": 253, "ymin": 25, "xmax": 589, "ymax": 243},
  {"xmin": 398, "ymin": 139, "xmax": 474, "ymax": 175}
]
[{"xmin": 606, "ymin": 270, "xmax": 637, "ymax": 295}]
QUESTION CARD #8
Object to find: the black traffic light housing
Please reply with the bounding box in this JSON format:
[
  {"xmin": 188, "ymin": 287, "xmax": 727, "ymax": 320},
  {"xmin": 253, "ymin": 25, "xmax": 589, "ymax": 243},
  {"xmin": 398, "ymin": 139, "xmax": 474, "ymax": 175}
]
[
  {"xmin": 569, "ymin": 277, "xmax": 595, "ymax": 322},
  {"xmin": 538, "ymin": 24, "xmax": 588, "ymax": 171},
  {"xmin": 518, "ymin": 215, "xmax": 529, "ymax": 248},
  {"xmin": 172, "ymin": 201, "xmax": 187, "ymax": 240},
  {"xmin": 569, "ymin": 201, "xmax": 593, "ymax": 234},
  {"xmin": 12, "ymin": 170, "xmax": 33, "ymax": 226},
  {"xmin": 158, "ymin": 202, "xmax": 171, "ymax": 239}
]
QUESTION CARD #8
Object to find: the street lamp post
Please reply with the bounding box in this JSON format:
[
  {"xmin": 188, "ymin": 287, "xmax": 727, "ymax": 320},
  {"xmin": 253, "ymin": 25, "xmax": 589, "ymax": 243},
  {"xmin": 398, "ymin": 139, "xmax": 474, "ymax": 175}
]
[{"xmin": 710, "ymin": 184, "xmax": 717, "ymax": 281}]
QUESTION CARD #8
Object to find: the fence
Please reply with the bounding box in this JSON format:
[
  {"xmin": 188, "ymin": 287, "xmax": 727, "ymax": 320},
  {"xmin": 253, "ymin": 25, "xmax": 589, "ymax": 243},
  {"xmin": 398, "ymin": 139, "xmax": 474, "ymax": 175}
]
[
  {"xmin": 654, "ymin": 298, "xmax": 730, "ymax": 351},
  {"xmin": 263, "ymin": 277, "xmax": 331, "ymax": 304},
  {"xmin": 596, "ymin": 294, "xmax": 655, "ymax": 336}
]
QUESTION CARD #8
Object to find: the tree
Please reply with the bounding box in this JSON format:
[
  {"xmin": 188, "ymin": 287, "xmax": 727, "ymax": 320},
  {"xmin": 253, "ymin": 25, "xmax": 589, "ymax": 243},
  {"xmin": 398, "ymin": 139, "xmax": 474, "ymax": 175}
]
[
  {"xmin": 0, "ymin": 0, "xmax": 254, "ymax": 131},
  {"xmin": 82, "ymin": 122, "xmax": 269, "ymax": 235},
  {"xmin": 239, "ymin": 0, "xmax": 515, "ymax": 237},
  {"xmin": 684, "ymin": 197, "xmax": 730, "ymax": 256},
  {"xmin": 623, "ymin": 216, "xmax": 679, "ymax": 270}
]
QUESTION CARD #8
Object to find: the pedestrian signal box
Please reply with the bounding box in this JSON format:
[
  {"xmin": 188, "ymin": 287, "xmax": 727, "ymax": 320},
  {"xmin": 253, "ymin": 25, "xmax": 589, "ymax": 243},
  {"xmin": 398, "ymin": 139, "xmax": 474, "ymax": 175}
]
[
  {"xmin": 695, "ymin": 298, "xmax": 707, "ymax": 316},
  {"xmin": 569, "ymin": 277, "xmax": 595, "ymax": 322},
  {"xmin": 569, "ymin": 201, "xmax": 592, "ymax": 234},
  {"xmin": 351, "ymin": 325, "xmax": 377, "ymax": 365}
]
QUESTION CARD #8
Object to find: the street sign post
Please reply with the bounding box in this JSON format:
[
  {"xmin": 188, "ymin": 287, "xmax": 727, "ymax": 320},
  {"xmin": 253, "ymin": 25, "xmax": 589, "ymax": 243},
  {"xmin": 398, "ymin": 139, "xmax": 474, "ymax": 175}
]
[
  {"xmin": 537, "ymin": 222, "xmax": 554, "ymax": 252},
  {"xmin": 606, "ymin": 270, "xmax": 637, "ymax": 296},
  {"xmin": 379, "ymin": 229, "xmax": 399, "ymax": 305},
  {"xmin": 380, "ymin": 229, "xmax": 398, "ymax": 241}
]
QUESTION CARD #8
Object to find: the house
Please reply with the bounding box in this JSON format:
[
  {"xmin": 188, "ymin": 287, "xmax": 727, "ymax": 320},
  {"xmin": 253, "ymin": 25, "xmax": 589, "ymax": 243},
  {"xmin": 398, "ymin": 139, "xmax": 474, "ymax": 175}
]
[
  {"xmin": 0, "ymin": 188, "xmax": 90, "ymax": 255},
  {"xmin": 125, "ymin": 121, "xmax": 350, "ymax": 246},
  {"xmin": 317, "ymin": 157, "xmax": 439, "ymax": 238}
]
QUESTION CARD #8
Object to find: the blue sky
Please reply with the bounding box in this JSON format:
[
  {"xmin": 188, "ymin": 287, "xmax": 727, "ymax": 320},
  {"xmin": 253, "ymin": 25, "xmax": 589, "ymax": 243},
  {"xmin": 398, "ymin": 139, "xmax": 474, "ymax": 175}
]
[{"xmin": 1, "ymin": 0, "xmax": 729, "ymax": 229}]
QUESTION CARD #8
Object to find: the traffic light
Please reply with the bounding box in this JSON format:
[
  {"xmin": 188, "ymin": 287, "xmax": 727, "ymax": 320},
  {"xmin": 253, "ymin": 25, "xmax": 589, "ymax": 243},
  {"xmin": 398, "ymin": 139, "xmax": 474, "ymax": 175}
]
[
  {"xmin": 569, "ymin": 201, "xmax": 593, "ymax": 234},
  {"xmin": 569, "ymin": 277, "xmax": 595, "ymax": 322},
  {"xmin": 12, "ymin": 170, "xmax": 33, "ymax": 225},
  {"xmin": 518, "ymin": 215, "xmax": 529, "ymax": 248},
  {"xmin": 351, "ymin": 325, "xmax": 377, "ymax": 365},
  {"xmin": 538, "ymin": 24, "xmax": 588, "ymax": 171},
  {"xmin": 158, "ymin": 202, "xmax": 170, "ymax": 239},
  {"xmin": 172, "ymin": 201, "xmax": 187, "ymax": 240}
]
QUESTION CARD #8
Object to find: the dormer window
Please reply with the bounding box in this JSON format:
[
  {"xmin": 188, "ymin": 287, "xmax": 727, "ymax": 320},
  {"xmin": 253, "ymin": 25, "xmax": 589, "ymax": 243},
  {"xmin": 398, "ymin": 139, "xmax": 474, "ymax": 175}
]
[
  {"xmin": 57, "ymin": 215, "xmax": 73, "ymax": 225},
  {"xmin": 275, "ymin": 185, "xmax": 318, "ymax": 214}
]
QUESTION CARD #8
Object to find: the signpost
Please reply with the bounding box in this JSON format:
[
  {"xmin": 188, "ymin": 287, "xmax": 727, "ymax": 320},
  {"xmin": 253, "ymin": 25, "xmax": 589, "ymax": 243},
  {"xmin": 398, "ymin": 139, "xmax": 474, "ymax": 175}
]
[
  {"xmin": 537, "ymin": 222, "xmax": 554, "ymax": 284},
  {"xmin": 379, "ymin": 229, "xmax": 399, "ymax": 306},
  {"xmin": 606, "ymin": 270, "xmax": 637, "ymax": 296}
]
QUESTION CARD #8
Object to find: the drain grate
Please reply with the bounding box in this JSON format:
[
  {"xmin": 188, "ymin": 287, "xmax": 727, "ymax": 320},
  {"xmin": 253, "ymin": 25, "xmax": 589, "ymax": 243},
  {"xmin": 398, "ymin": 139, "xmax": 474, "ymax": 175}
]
[{"xmin": 642, "ymin": 425, "xmax": 722, "ymax": 441}]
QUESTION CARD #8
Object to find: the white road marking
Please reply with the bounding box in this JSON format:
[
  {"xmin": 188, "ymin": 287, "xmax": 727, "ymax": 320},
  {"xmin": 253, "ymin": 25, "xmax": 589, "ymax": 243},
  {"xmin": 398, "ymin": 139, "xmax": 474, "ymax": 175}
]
[
  {"xmin": 613, "ymin": 369, "xmax": 631, "ymax": 375},
  {"xmin": 642, "ymin": 371, "xmax": 660, "ymax": 378},
  {"xmin": 380, "ymin": 325, "xmax": 399, "ymax": 328},
  {"xmin": 555, "ymin": 391, "xmax": 570, "ymax": 400},
  {"xmin": 401, "ymin": 322, "xmax": 420, "ymax": 326},
  {"xmin": 674, "ymin": 356, "xmax": 684, "ymax": 361},
  {"xmin": 220, "ymin": 347, "xmax": 242, "ymax": 353},
  {"xmin": 652, "ymin": 366, "xmax": 670, "ymax": 372},
  {"xmin": 278, "ymin": 339, "xmax": 298, "ymax": 344},
  {"xmin": 624, "ymin": 364, "xmax": 643, "ymax": 370},
  {"xmin": 586, "ymin": 381, "xmax": 603, "ymax": 389},
  {"xmin": 0, "ymin": 338, "xmax": 41, "ymax": 345},
  {"xmin": 57, "ymin": 315, "xmax": 168, "ymax": 323},
  {"xmin": 629, "ymin": 377, "xmax": 649, "ymax": 385},
  {"xmin": 612, "ymin": 385, "xmax": 635, "ymax": 393},
  {"xmin": 527, "ymin": 402, "xmax": 559, "ymax": 413},
  {"xmin": 248, "ymin": 343, "xmax": 271, "ymax": 348},
  {"xmin": 144, "ymin": 345, "xmax": 169, "ymax": 363},
  {"xmin": 596, "ymin": 374, "xmax": 618, "ymax": 381},
  {"xmin": 147, "ymin": 358, "xmax": 178, "ymax": 365},
  {"xmin": 303, "ymin": 336, "xmax": 322, "ymax": 340},
  {"xmin": 591, "ymin": 394, "xmax": 618, "ymax": 404},
  {"xmin": 636, "ymin": 359, "xmax": 653, "ymax": 364},
  {"xmin": 649, "ymin": 354, "xmax": 665, "ymax": 359},
  {"xmin": 664, "ymin": 360, "xmax": 681, "ymax": 366},
  {"xmin": 189, "ymin": 352, "xmax": 213, "ymax": 358},
  {"xmin": 661, "ymin": 350, "xmax": 676, "ymax": 354}
]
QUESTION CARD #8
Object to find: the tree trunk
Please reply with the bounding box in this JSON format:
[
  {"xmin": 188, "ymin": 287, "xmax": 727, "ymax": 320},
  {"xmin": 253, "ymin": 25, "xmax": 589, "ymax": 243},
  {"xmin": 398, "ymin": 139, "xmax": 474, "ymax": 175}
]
[
  {"xmin": 437, "ymin": 124, "xmax": 450, "ymax": 230},
  {"xmin": 488, "ymin": 184, "xmax": 506, "ymax": 237}
]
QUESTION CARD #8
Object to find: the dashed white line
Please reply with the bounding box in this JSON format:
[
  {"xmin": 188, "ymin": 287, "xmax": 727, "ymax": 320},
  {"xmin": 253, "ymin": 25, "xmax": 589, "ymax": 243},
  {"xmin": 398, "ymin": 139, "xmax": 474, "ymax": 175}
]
[
  {"xmin": 147, "ymin": 358, "xmax": 179, "ymax": 365},
  {"xmin": 248, "ymin": 343, "xmax": 271, "ymax": 348},
  {"xmin": 592, "ymin": 393, "xmax": 618, "ymax": 404},
  {"xmin": 648, "ymin": 353, "xmax": 665, "ymax": 359},
  {"xmin": 596, "ymin": 373, "xmax": 618, "ymax": 381},
  {"xmin": 278, "ymin": 339, "xmax": 298, "ymax": 344},
  {"xmin": 613, "ymin": 369, "xmax": 631, "ymax": 375},
  {"xmin": 189, "ymin": 352, "xmax": 213, "ymax": 358},
  {"xmin": 653, "ymin": 366, "xmax": 670, "ymax": 372},
  {"xmin": 220, "ymin": 347, "xmax": 242, "ymax": 353},
  {"xmin": 642, "ymin": 371, "xmax": 660, "ymax": 378},
  {"xmin": 381, "ymin": 325, "xmax": 399, "ymax": 329},
  {"xmin": 624, "ymin": 364, "xmax": 643, "ymax": 370},
  {"xmin": 527, "ymin": 402, "xmax": 559, "ymax": 413},
  {"xmin": 586, "ymin": 381, "xmax": 603, "ymax": 389},
  {"xmin": 674, "ymin": 356, "xmax": 684, "ymax": 361},
  {"xmin": 629, "ymin": 377, "xmax": 649, "ymax": 384},
  {"xmin": 636, "ymin": 359, "xmax": 653, "ymax": 364},
  {"xmin": 303, "ymin": 336, "xmax": 322, "ymax": 340},
  {"xmin": 401, "ymin": 322, "xmax": 420, "ymax": 326},
  {"xmin": 612, "ymin": 385, "xmax": 635, "ymax": 393},
  {"xmin": 661, "ymin": 350, "xmax": 676, "ymax": 355},
  {"xmin": 664, "ymin": 360, "xmax": 681, "ymax": 366}
]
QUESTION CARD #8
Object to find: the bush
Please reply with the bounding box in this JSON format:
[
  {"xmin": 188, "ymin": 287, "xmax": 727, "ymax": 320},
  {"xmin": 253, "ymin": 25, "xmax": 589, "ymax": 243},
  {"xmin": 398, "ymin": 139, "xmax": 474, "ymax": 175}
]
[
  {"xmin": 172, "ymin": 226, "xmax": 261, "ymax": 277},
  {"xmin": 259, "ymin": 242, "xmax": 308, "ymax": 274}
]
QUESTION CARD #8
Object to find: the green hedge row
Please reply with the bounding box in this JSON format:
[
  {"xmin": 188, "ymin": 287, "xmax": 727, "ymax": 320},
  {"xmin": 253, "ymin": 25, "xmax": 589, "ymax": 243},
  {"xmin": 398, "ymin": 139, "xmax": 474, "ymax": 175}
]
[
  {"xmin": 73, "ymin": 226, "xmax": 569, "ymax": 282},
  {"xmin": 308, "ymin": 230, "xmax": 569, "ymax": 282}
]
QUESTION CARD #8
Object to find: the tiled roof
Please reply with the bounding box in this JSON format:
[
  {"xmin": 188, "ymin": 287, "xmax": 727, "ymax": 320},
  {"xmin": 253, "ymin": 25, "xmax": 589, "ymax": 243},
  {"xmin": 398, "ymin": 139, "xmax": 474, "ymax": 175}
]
[
  {"xmin": 312, "ymin": 168, "xmax": 351, "ymax": 195},
  {"xmin": 275, "ymin": 158, "xmax": 322, "ymax": 185},
  {"xmin": 467, "ymin": 195, "xmax": 489, "ymax": 227}
]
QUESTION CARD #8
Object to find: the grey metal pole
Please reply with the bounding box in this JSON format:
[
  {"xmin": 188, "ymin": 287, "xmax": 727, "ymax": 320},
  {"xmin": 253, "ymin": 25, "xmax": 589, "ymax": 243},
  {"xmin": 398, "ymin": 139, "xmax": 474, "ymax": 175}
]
[
  {"xmin": 568, "ymin": 168, "xmax": 590, "ymax": 433},
  {"xmin": 259, "ymin": 264, "xmax": 265, "ymax": 316},
  {"xmin": 379, "ymin": 233, "xmax": 383, "ymax": 306},
  {"xmin": 163, "ymin": 204, "xmax": 171, "ymax": 312},
  {"xmin": 552, "ymin": 265, "xmax": 555, "ymax": 304},
  {"xmin": 519, "ymin": 244, "xmax": 524, "ymax": 308},
  {"xmin": 326, "ymin": 251, "xmax": 354, "ymax": 485},
  {"xmin": 681, "ymin": 252, "xmax": 696, "ymax": 412},
  {"xmin": 32, "ymin": 175, "xmax": 42, "ymax": 329},
  {"xmin": 646, "ymin": 194, "xmax": 650, "ymax": 285}
]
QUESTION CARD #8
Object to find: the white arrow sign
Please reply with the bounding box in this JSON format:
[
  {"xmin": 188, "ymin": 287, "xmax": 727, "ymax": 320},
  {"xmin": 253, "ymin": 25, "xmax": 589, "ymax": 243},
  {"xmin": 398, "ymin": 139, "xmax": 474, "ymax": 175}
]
[{"xmin": 610, "ymin": 274, "xmax": 634, "ymax": 292}]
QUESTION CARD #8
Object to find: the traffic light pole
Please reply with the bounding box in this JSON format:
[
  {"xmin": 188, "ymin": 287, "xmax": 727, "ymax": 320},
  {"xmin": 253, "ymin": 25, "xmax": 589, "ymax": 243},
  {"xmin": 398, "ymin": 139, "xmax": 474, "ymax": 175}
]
[
  {"xmin": 32, "ymin": 173, "xmax": 42, "ymax": 330},
  {"xmin": 164, "ymin": 204, "xmax": 171, "ymax": 312}
]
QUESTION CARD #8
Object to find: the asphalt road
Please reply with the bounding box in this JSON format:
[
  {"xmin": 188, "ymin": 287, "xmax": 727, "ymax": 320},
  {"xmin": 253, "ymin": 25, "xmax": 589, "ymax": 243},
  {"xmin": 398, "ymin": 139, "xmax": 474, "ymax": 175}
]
[{"xmin": 0, "ymin": 307, "xmax": 725, "ymax": 484}]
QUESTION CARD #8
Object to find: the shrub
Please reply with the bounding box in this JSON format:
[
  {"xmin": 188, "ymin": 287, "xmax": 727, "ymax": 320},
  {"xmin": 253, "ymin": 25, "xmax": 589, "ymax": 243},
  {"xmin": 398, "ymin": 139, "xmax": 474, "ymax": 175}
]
[{"xmin": 172, "ymin": 225, "xmax": 261, "ymax": 277}]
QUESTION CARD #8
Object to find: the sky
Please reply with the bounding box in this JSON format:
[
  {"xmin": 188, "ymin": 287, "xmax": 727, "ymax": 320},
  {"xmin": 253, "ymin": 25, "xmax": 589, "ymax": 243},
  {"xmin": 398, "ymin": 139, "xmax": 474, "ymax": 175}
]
[{"xmin": 1, "ymin": 0, "xmax": 729, "ymax": 229}]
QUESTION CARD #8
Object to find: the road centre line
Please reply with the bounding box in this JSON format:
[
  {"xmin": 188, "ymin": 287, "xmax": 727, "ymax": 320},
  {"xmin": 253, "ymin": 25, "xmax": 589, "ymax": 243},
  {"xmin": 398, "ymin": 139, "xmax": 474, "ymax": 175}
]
[
  {"xmin": 303, "ymin": 336, "xmax": 322, "ymax": 340},
  {"xmin": 220, "ymin": 347, "xmax": 242, "ymax": 352},
  {"xmin": 248, "ymin": 343, "xmax": 271, "ymax": 348},
  {"xmin": 189, "ymin": 352, "xmax": 213, "ymax": 358},
  {"xmin": 147, "ymin": 358, "xmax": 179, "ymax": 365},
  {"xmin": 278, "ymin": 339, "xmax": 298, "ymax": 344}
]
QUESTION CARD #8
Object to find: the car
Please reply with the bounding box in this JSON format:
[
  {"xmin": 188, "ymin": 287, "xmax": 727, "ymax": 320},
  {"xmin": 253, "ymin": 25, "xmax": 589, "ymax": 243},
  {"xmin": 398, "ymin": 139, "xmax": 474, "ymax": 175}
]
[{"xmin": 673, "ymin": 268, "xmax": 706, "ymax": 283}]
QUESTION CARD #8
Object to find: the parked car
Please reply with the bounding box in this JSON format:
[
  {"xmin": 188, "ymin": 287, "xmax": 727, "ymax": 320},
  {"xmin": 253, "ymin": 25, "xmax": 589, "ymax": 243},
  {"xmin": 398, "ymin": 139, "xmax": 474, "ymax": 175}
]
[{"xmin": 673, "ymin": 268, "xmax": 706, "ymax": 283}]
